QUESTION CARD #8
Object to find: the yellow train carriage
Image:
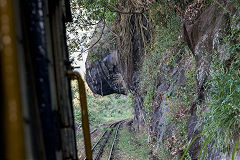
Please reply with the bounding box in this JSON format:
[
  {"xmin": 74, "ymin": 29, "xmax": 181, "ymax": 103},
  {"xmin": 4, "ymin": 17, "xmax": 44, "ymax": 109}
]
[{"xmin": 0, "ymin": 0, "xmax": 92, "ymax": 159}]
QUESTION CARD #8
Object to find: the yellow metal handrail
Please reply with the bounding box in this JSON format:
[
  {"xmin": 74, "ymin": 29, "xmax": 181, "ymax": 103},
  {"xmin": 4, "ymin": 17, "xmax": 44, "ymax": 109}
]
[
  {"xmin": 68, "ymin": 71, "xmax": 93, "ymax": 160},
  {"xmin": 0, "ymin": 0, "xmax": 26, "ymax": 159}
]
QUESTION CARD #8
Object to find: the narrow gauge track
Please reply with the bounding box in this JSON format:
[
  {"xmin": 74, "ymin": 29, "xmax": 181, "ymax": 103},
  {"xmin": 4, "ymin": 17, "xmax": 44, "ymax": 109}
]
[
  {"xmin": 107, "ymin": 122, "xmax": 122, "ymax": 160},
  {"xmin": 83, "ymin": 121, "xmax": 124, "ymax": 160}
]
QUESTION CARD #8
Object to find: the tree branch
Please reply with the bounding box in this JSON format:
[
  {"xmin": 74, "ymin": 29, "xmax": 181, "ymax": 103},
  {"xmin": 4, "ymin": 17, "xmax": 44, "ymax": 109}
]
[
  {"xmin": 103, "ymin": 2, "xmax": 144, "ymax": 14},
  {"xmin": 82, "ymin": 18, "xmax": 106, "ymax": 53}
]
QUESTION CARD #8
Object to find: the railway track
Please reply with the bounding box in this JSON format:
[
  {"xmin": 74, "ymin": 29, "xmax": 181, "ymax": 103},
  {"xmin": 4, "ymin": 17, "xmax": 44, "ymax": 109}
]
[{"xmin": 82, "ymin": 121, "xmax": 124, "ymax": 160}]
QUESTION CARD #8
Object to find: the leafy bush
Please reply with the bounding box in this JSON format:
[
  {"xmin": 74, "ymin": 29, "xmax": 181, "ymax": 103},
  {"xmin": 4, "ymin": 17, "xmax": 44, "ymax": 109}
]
[
  {"xmin": 201, "ymin": 60, "xmax": 240, "ymax": 151},
  {"xmin": 201, "ymin": 14, "xmax": 240, "ymax": 151}
]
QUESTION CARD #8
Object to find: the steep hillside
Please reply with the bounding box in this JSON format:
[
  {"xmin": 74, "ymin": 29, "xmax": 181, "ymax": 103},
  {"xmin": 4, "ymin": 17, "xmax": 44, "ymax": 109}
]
[{"xmin": 83, "ymin": 0, "xmax": 240, "ymax": 159}]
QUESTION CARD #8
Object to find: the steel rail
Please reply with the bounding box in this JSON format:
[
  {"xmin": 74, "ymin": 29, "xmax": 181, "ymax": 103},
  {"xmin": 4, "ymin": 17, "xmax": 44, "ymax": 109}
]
[
  {"xmin": 83, "ymin": 122, "xmax": 117, "ymax": 160},
  {"xmin": 92, "ymin": 123, "xmax": 115, "ymax": 151},
  {"xmin": 94, "ymin": 121, "xmax": 122, "ymax": 160},
  {"xmin": 90, "ymin": 128, "xmax": 98, "ymax": 134},
  {"xmin": 94, "ymin": 125, "xmax": 116, "ymax": 160},
  {"xmin": 82, "ymin": 121, "xmax": 123, "ymax": 160},
  {"xmin": 107, "ymin": 121, "xmax": 123, "ymax": 160}
]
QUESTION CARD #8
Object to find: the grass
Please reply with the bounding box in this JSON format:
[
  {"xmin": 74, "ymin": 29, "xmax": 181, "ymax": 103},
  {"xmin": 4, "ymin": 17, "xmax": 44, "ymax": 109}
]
[
  {"xmin": 72, "ymin": 80, "xmax": 133, "ymax": 127},
  {"xmin": 199, "ymin": 13, "xmax": 240, "ymax": 152},
  {"xmin": 181, "ymin": 11, "xmax": 240, "ymax": 159},
  {"xmin": 116, "ymin": 126, "xmax": 151, "ymax": 160},
  {"xmin": 71, "ymin": 80, "xmax": 134, "ymax": 146},
  {"xmin": 86, "ymin": 92, "xmax": 133, "ymax": 128}
]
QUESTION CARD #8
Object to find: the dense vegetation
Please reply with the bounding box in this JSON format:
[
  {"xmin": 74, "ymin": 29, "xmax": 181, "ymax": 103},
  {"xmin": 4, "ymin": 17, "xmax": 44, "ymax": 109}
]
[
  {"xmin": 201, "ymin": 13, "xmax": 240, "ymax": 152},
  {"xmin": 67, "ymin": 0, "xmax": 240, "ymax": 159},
  {"xmin": 136, "ymin": 1, "xmax": 197, "ymax": 159},
  {"xmin": 66, "ymin": 0, "xmax": 117, "ymax": 55},
  {"xmin": 117, "ymin": 126, "xmax": 151, "ymax": 160},
  {"xmin": 71, "ymin": 80, "xmax": 133, "ymax": 140}
]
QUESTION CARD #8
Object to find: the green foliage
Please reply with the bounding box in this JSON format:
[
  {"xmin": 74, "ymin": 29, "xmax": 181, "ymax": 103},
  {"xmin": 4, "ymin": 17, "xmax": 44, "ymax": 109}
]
[
  {"xmin": 201, "ymin": 61, "xmax": 240, "ymax": 150},
  {"xmin": 171, "ymin": 52, "xmax": 196, "ymax": 106},
  {"xmin": 66, "ymin": 0, "xmax": 90, "ymax": 54},
  {"xmin": 157, "ymin": 123, "xmax": 190, "ymax": 159},
  {"xmin": 86, "ymin": 92, "xmax": 133, "ymax": 128},
  {"xmin": 87, "ymin": 27, "xmax": 116, "ymax": 63},
  {"xmin": 140, "ymin": 3, "xmax": 197, "ymax": 159},
  {"xmin": 66, "ymin": 0, "xmax": 116, "ymax": 55},
  {"xmin": 180, "ymin": 10, "xmax": 240, "ymax": 160},
  {"xmin": 71, "ymin": 80, "xmax": 133, "ymax": 140},
  {"xmin": 157, "ymin": 145, "xmax": 172, "ymax": 160},
  {"xmin": 140, "ymin": 7, "xmax": 183, "ymax": 114},
  {"xmin": 157, "ymin": 122, "xmax": 192, "ymax": 160},
  {"xmin": 117, "ymin": 126, "xmax": 151, "ymax": 160},
  {"xmin": 184, "ymin": 152, "xmax": 192, "ymax": 160},
  {"xmin": 232, "ymin": 138, "xmax": 240, "ymax": 160},
  {"xmin": 180, "ymin": 134, "xmax": 201, "ymax": 160},
  {"xmin": 198, "ymin": 133, "xmax": 214, "ymax": 160},
  {"xmin": 158, "ymin": 97, "xmax": 191, "ymax": 159},
  {"xmin": 87, "ymin": 51, "xmax": 102, "ymax": 63},
  {"xmin": 78, "ymin": 0, "xmax": 116, "ymax": 23},
  {"xmin": 200, "ymin": 14, "xmax": 240, "ymax": 152},
  {"xmin": 143, "ymin": 85, "xmax": 155, "ymax": 114}
]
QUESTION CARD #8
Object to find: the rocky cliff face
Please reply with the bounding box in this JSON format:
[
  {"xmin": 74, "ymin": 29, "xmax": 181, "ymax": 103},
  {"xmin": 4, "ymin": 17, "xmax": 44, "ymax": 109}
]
[
  {"xmin": 183, "ymin": 2, "xmax": 239, "ymax": 159},
  {"xmin": 86, "ymin": 1, "xmax": 152, "ymax": 132},
  {"xmin": 116, "ymin": 11, "xmax": 152, "ymax": 132},
  {"xmin": 85, "ymin": 24, "xmax": 127, "ymax": 96},
  {"xmin": 85, "ymin": 51, "xmax": 127, "ymax": 96}
]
